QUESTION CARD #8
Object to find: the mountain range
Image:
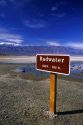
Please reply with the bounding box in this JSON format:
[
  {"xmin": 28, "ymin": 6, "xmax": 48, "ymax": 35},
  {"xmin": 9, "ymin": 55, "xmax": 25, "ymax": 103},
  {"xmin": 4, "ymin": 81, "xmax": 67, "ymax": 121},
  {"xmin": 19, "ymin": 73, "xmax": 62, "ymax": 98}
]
[{"xmin": 0, "ymin": 45, "xmax": 83, "ymax": 56}]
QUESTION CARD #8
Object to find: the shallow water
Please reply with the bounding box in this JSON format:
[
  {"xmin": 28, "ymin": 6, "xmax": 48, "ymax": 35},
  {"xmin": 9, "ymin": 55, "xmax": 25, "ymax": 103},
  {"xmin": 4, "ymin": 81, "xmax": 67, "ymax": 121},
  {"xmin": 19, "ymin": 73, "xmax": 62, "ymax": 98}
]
[
  {"xmin": 16, "ymin": 61, "xmax": 83, "ymax": 79},
  {"xmin": 68, "ymin": 62, "xmax": 83, "ymax": 80},
  {"xmin": 16, "ymin": 64, "xmax": 50, "ymax": 79}
]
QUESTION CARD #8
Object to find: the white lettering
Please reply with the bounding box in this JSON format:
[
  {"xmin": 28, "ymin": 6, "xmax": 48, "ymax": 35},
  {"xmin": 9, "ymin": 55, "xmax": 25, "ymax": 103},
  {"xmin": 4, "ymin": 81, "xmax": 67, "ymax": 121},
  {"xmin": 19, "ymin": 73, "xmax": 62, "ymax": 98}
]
[
  {"xmin": 40, "ymin": 56, "xmax": 42, "ymax": 61},
  {"xmin": 42, "ymin": 64, "xmax": 48, "ymax": 68},
  {"xmin": 43, "ymin": 58, "xmax": 46, "ymax": 61},
  {"xmin": 40, "ymin": 56, "xmax": 64, "ymax": 63},
  {"xmin": 48, "ymin": 58, "xmax": 52, "ymax": 62},
  {"xmin": 62, "ymin": 59, "xmax": 64, "ymax": 63}
]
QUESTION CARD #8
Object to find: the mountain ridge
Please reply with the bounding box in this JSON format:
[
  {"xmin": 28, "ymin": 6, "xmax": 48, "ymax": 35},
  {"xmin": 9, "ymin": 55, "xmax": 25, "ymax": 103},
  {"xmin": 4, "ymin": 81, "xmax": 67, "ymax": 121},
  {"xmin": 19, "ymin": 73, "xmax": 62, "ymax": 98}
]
[{"xmin": 0, "ymin": 45, "xmax": 83, "ymax": 56}]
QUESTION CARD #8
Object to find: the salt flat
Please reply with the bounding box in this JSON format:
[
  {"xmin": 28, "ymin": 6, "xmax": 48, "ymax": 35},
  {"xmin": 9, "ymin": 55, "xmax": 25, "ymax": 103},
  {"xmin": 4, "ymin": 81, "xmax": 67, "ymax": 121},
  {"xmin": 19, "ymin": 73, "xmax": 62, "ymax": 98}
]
[
  {"xmin": 71, "ymin": 56, "xmax": 83, "ymax": 61},
  {"xmin": 0, "ymin": 56, "xmax": 83, "ymax": 63},
  {"xmin": 0, "ymin": 56, "xmax": 36, "ymax": 63}
]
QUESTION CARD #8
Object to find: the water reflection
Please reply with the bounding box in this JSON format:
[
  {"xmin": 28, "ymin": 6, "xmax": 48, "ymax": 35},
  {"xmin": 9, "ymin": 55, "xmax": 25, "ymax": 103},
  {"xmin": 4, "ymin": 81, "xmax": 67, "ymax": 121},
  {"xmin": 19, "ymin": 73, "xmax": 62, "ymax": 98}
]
[
  {"xmin": 15, "ymin": 62, "xmax": 83, "ymax": 80},
  {"xmin": 15, "ymin": 64, "xmax": 50, "ymax": 80}
]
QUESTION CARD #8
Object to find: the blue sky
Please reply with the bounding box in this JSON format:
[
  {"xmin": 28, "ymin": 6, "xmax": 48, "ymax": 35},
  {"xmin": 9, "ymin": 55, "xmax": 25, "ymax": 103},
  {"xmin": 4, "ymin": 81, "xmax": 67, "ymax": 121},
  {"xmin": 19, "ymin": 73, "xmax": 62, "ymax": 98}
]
[{"xmin": 0, "ymin": 0, "xmax": 83, "ymax": 49}]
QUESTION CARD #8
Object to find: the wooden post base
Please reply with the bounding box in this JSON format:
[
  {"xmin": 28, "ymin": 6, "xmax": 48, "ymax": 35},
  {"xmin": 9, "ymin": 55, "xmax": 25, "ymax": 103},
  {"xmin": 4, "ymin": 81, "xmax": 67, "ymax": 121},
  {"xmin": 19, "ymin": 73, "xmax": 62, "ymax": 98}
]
[{"xmin": 50, "ymin": 73, "xmax": 57, "ymax": 114}]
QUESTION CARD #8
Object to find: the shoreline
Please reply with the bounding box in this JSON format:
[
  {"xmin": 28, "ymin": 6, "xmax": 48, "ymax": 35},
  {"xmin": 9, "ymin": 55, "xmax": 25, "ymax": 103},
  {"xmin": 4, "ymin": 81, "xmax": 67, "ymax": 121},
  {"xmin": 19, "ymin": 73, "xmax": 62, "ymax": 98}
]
[{"xmin": 0, "ymin": 56, "xmax": 83, "ymax": 63}]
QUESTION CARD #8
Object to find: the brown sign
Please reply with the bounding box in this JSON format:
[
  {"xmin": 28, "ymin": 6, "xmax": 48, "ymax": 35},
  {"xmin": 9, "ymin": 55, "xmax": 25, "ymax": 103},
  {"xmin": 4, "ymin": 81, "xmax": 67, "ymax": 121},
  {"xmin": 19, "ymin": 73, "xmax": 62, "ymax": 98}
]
[{"xmin": 36, "ymin": 54, "xmax": 70, "ymax": 75}]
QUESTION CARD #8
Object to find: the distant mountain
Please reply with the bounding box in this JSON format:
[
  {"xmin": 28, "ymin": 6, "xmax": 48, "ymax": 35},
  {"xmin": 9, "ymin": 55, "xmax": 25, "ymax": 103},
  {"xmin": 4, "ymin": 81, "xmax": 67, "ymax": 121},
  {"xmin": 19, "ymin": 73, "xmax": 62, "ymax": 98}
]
[{"xmin": 0, "ymin": 45, "xmax": 83, "ymax": 56}]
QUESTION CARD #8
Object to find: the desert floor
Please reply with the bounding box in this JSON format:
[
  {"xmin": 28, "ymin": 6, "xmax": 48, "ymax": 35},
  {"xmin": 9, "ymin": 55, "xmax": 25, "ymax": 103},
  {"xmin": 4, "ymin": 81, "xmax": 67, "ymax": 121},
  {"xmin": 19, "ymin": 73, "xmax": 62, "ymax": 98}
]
[{"xmin": 0, "ymin": 63, "xmax": 83, "ymax": 125}]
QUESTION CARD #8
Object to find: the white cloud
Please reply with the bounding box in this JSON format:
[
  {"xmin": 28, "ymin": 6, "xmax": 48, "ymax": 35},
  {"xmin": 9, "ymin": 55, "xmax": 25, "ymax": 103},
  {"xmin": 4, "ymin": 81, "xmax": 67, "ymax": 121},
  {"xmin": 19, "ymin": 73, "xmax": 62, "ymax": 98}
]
[
  {"xmin": 51, "ymin": 6, "xmax": 58, "ymax": 11},
  {"xmin": 23, "ymin": 20, "xmax": 45, "ymax": 28},
  {"xmin": 66, "ymin": 42, "xmax": 83, "ymax": 49},
  {"xmin": 47, "ymin": 41, "xmax": 60, "ymax": 46},
  {"xmin": 0, "ymin": 42, "xmax": 21, "ymax": 46},
  {"xmin": 51, "ymin": 13, "xmax": 66, "ymax": 18},
  {"xmin": 46, "ymin": 40, "xmax": 83, "ymax": 50},
  {"xmin": 6, "ymin": 38, "xmax": 23, "ymax": 43},
  {"xmin": 0, "ymin": 33, "xmax": 23, "ymax": 46},
  {"xmin": 27, "ymin": 23, "xmax": 45, "ymax": 28}
]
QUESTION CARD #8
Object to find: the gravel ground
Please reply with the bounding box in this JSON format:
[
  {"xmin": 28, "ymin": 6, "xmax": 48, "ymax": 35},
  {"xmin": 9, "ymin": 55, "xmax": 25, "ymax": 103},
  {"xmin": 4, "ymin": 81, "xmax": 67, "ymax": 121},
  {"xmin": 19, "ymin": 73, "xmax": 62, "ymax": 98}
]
[
  {"xmin": 0, "ymin": 76, "xmax": 83, "ymax": 125},
  {"xmin": 0, "ymin": 64, "xmax": 83, "ymax": 125}
]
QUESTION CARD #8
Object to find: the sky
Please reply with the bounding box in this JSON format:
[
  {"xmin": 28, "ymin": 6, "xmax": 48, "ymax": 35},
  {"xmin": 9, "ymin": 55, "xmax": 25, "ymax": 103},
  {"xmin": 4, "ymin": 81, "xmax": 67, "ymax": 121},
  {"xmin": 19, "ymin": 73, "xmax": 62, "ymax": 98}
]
[{"xmin": 0, "ymin": 0, "xmax": 83, "ymax": 49}]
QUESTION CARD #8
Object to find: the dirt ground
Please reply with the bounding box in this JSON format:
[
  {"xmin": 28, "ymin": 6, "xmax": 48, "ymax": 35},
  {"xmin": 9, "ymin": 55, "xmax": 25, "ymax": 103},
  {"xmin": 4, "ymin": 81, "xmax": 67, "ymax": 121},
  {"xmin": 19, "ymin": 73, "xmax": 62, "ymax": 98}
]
[{"xmin": 0, "ymin": 64, "xmax": 83, "ymax": 125}]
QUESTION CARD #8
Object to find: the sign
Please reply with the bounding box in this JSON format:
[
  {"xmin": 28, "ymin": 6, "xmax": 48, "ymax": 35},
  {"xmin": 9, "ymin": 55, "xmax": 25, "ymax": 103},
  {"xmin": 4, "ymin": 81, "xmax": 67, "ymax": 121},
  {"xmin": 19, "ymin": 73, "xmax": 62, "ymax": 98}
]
[
  {"xmin": 36, "ymin": 54, "xmax": 70, "ymax": 75},
  {"xmin": 36, "ymin": 54, "xmax": 70, "ymax": 115}
]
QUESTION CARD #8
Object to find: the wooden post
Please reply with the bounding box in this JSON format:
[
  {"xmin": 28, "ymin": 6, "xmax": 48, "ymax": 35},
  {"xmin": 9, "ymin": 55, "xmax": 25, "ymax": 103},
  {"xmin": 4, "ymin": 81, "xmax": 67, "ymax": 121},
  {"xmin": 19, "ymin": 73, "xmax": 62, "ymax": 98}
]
[{"xmin": 50, "ymin": 73, "xmax": 57, "ymax": 114}]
